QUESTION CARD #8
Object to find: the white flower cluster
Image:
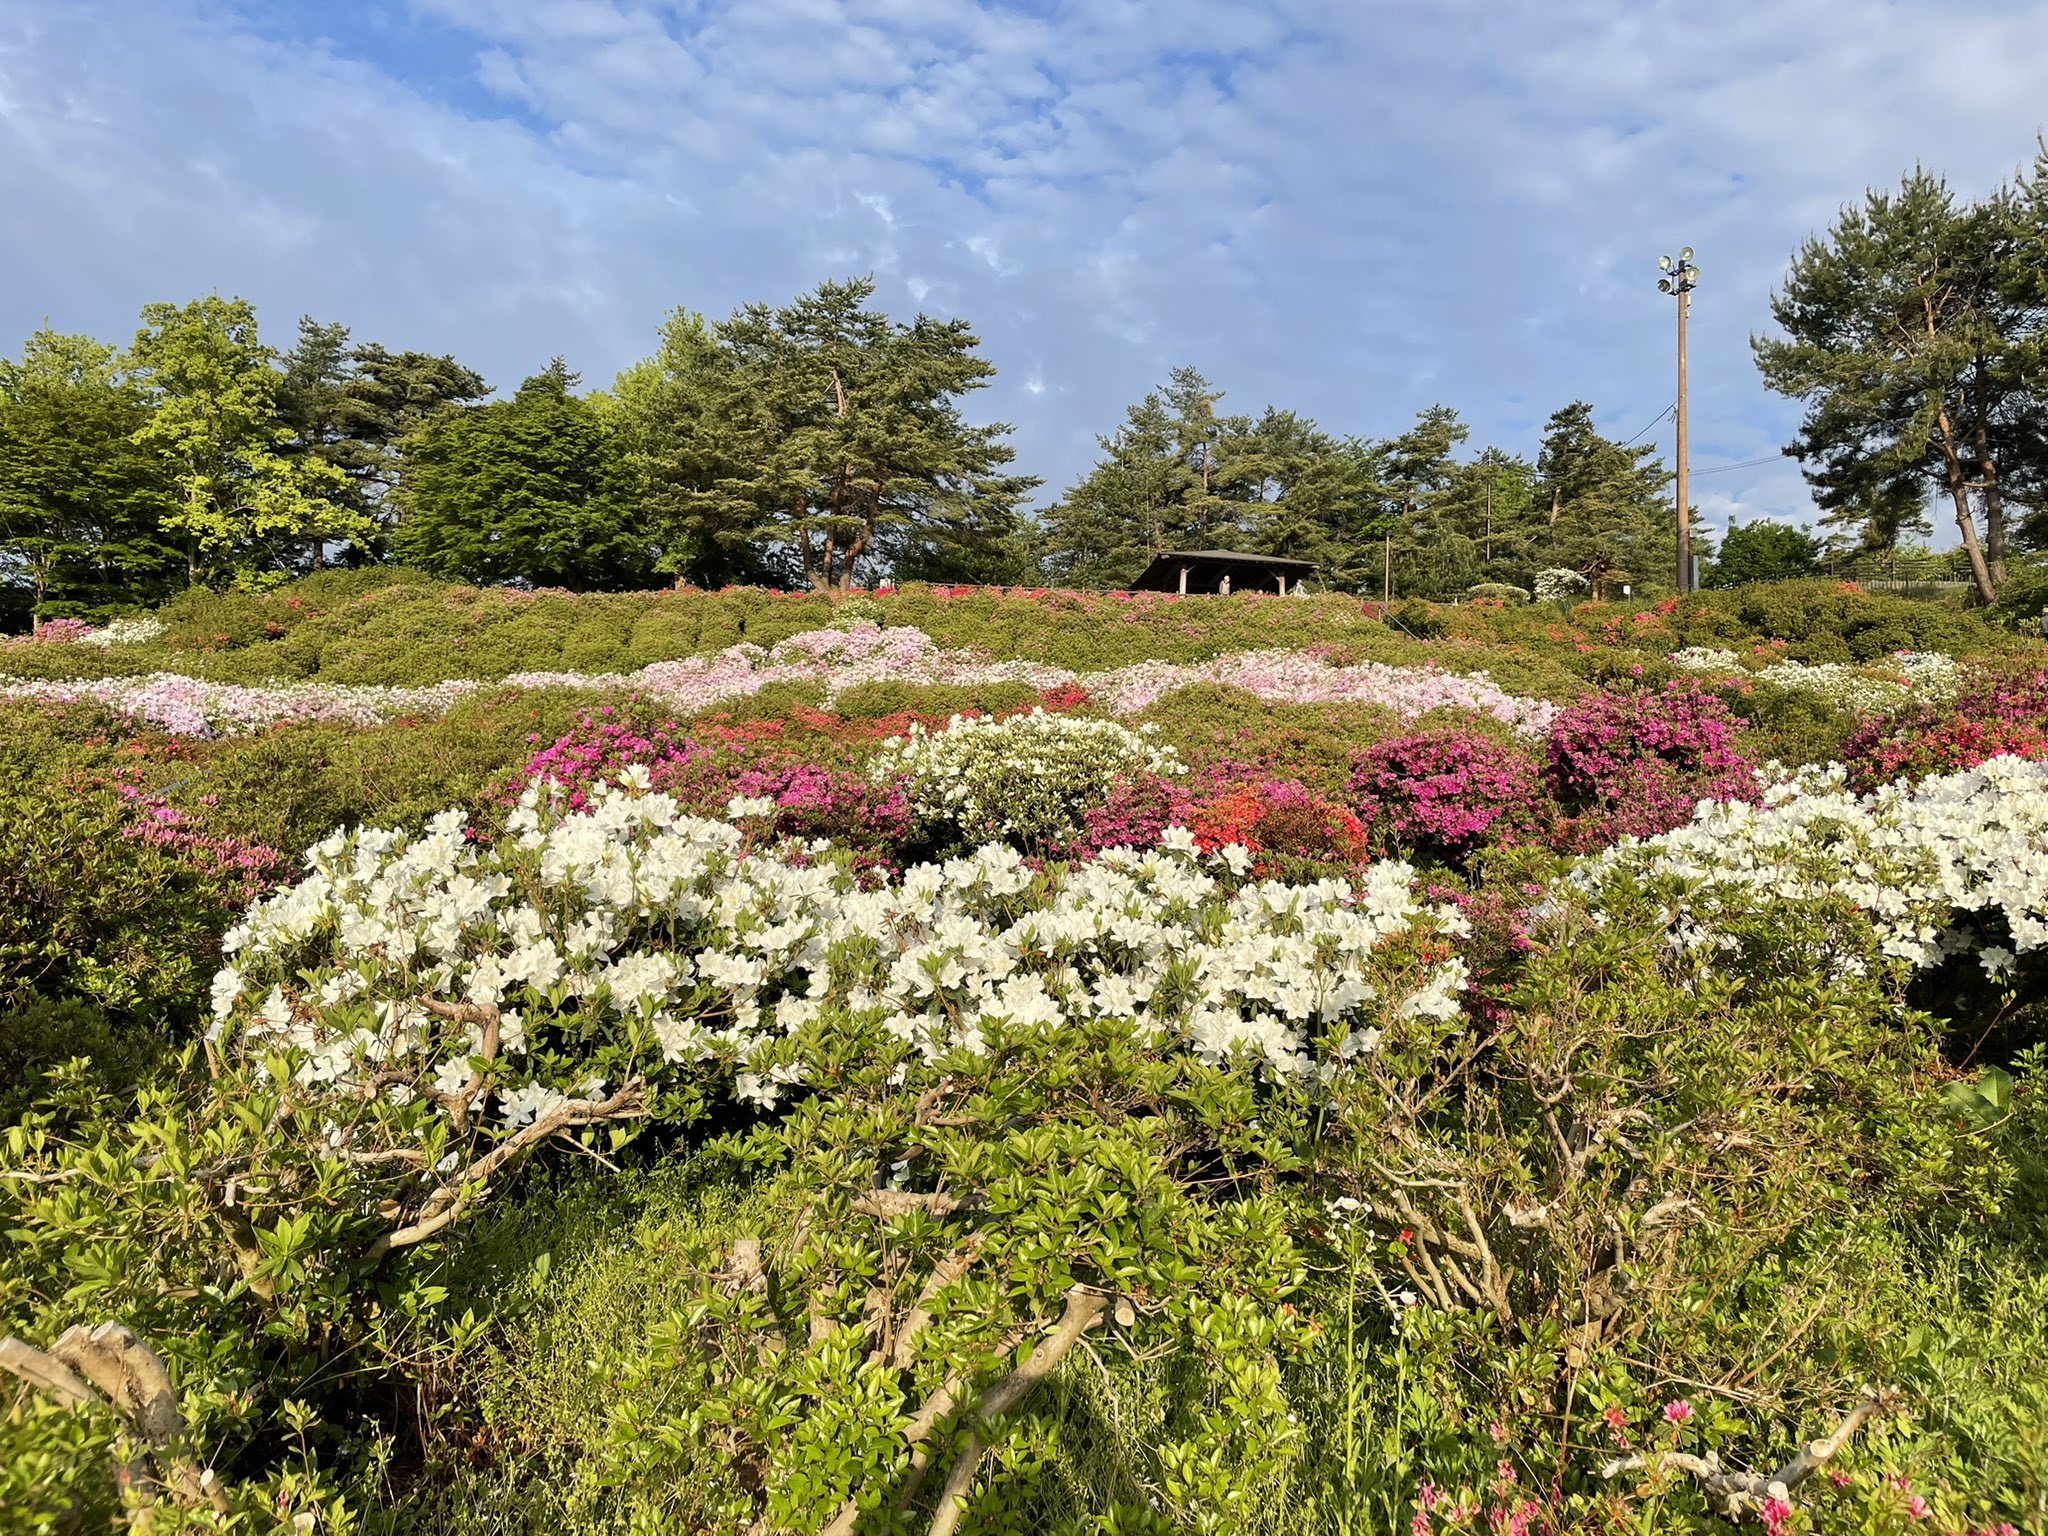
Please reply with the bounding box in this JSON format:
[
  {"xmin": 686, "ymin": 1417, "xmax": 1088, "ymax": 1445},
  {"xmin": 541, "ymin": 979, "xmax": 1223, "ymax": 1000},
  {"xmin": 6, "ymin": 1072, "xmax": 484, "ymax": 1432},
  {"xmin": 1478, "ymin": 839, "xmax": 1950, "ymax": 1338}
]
[
  {"xmin": 1665, "ymin": 647, "xmax": 1963, "ymax": 714},
  {"xmin": 1574, "ymin": 754, "xmax": 2048, "ymax": 971},
  {"xmin": 1533, "ymin": 568, "xmax": 1592, "ymax": 604},
  {"xmin": 78, "ymin": 615, "xmax": 167, "ymax": 648},
  {"xmin": 874, "ymin": 708, "xmax": 1186, "ymax": 850},
  {"xmin": 210, "ymin": 782, "xmax": 1469, "ymax": 1135}
]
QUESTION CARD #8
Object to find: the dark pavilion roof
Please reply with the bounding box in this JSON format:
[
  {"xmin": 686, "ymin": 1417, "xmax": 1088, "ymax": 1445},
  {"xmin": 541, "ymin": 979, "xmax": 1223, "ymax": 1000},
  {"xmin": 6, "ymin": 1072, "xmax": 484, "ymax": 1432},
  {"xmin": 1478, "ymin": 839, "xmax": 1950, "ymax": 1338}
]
[{"xmin": 1132, "ymin": 549, "xmax": 1318, "ymax": 593}]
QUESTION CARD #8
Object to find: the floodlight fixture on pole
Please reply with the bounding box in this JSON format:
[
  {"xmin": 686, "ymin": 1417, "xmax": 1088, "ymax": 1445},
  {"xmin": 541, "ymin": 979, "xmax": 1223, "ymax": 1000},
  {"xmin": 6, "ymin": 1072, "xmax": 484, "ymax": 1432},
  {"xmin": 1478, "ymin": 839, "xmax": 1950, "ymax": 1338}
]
[{"xmin": 1658, "ymin": 248, "xmax": 1700, "ymax": 593}]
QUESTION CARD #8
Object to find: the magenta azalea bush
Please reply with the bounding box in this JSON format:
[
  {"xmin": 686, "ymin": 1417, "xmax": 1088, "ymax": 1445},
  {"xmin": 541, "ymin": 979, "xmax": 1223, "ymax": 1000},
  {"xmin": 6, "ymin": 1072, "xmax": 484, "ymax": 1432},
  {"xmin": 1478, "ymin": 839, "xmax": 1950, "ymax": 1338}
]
[
  {"xmin": 512, "ymin": 709, "xmax": 748, "ymax": 814},
  {"xmin": 729, "ymin": 761, "xmax": 914, "ymax": 861},
  {"xmin": 1348, "ymin": 730, "xmax": 1545, "ymax": 862},
  {"xmin": 1544, "ymin": 681, "xmax": 1760, "ymax": 844}
]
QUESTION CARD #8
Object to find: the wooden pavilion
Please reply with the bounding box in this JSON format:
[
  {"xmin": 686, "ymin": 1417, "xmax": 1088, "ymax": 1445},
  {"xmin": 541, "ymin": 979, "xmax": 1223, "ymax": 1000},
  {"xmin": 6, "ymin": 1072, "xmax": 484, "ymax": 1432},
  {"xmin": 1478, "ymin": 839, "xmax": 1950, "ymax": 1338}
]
[{"xmin": 1130, "ymin": 550, "xmax": 1317, "ymax": 597}]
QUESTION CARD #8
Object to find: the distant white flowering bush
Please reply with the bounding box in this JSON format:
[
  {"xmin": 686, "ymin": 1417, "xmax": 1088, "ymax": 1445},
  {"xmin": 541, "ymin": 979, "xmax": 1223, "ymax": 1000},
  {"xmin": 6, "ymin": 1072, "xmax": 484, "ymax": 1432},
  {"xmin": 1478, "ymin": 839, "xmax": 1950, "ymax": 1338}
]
[
  {"xmin": 873, "ymin": 708, "xmax": 1186, "ymax": 851},
  {"xmin": 1533, "ymin": 568, "xmax": 1591, "ymax": 604},
  {"xmin": 79, "ymin": 616, "xmax": 166, "ymax": 648},
  {"xmin": 1667, "ymin": 646, "xmax": 1743, "ymax": 673},
  {"xmin": 1573, "ymin": 753, "xmax": 2048, "ymax": 970},
  {"xmin": 1666, "ymin": 647, "xmax": 1965, "ymax": 714}
]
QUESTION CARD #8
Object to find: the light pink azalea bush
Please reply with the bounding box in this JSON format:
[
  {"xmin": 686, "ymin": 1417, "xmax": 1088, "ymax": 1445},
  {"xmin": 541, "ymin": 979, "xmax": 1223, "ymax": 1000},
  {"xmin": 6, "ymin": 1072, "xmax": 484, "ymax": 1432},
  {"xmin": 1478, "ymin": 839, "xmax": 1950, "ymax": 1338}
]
[{"xmin": 0, "ymin": 623, "xmax": 1562, "ymax": 740}]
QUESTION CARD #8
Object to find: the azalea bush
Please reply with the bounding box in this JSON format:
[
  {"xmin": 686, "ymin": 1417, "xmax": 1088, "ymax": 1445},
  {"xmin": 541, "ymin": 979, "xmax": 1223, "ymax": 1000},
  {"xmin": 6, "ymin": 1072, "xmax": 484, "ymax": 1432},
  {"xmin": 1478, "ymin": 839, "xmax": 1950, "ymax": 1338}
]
[
  {"xmin": 0, "ymin": 768, "xmax": 282, "ymax": 1021},
  {"xmin": 1545, "ymin": 680, "xmax": 1760, "ymax": 844},
  {"xmin": 876, "ymin": 709, "xmax": 1188, "ymax": 853},
  {"xmin": 1347, "ymin": 729, "xmax": 1545, "ymax": 863},
  {"xmin": 1842, "ymin": 667, "xmax": 2048, "ymax": 791}
]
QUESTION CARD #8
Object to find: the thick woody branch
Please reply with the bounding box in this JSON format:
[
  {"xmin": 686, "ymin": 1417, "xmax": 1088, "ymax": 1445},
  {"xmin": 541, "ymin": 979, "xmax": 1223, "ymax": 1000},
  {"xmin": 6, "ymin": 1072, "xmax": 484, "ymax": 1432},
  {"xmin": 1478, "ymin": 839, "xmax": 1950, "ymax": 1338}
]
[
  {"xmin": 887, "ymin": 1239, "xmax": 984, "ymax": 1370},
  {"xmin": 0, "ymin": 1324, "xmax": 230, "ymax": 1514},
  {"xmin": 1600, "ymin": 1390, "xmax": 1896, "ymax": 1518},
  {"xmin": 361, "ymin": 1081, "xmax": 646, "ymax": 1264},
  {"xmin": 823, "ymin": 1287, "xmax": 1110, "ymax": 1536},
  {"xmin": 419, "ymin": 998, "xmax": 501, "ymax": 1131}
]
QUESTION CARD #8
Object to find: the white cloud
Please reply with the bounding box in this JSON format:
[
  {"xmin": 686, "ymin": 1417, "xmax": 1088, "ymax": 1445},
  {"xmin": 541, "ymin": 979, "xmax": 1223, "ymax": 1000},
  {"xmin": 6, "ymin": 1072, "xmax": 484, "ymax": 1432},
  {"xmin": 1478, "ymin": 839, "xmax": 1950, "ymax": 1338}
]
[{"xmin": 2, "ymin": 0, "xmax": 2045, "ymax": 539}]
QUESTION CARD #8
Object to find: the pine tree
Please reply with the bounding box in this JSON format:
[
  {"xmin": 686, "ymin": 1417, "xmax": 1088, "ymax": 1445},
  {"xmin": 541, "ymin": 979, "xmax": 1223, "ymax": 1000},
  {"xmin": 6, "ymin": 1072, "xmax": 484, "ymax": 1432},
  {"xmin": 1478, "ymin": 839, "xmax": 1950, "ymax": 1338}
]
[
  {"xmin": 610, "ymin": 281, "xmax": 1033, "ymax": 591},
  {"xmin": 1753, "ymin": 168, "xmax": 2046, "ymax": 602},
  {"xmin": 1381, "ymin": 406, "xmax": 1471, "ymax": 598},
  {"xmin": 1533, "ymin": 402, "xmax": 1674, "ymax": 597}
]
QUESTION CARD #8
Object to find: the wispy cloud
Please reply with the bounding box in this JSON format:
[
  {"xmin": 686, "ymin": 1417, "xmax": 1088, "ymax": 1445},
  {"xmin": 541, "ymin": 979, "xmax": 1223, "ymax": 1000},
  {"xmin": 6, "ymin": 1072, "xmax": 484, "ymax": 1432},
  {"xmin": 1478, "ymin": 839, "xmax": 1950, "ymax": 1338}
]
[{"xmin": 2, "ymin": 0, "xmax": 2044, "ymax": 531}]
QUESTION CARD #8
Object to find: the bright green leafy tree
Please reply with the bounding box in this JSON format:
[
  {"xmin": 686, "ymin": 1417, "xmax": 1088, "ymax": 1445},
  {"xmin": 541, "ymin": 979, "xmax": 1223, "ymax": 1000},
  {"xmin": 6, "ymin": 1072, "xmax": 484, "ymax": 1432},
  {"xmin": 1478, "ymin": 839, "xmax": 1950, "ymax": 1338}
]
[
  {"xmin": 1704, "ymin": 520, "xmax": 1823, "ymax": 588},
  {"xmin": 124, "ymin": 296, "xmax": 358, "ymax": 587}
]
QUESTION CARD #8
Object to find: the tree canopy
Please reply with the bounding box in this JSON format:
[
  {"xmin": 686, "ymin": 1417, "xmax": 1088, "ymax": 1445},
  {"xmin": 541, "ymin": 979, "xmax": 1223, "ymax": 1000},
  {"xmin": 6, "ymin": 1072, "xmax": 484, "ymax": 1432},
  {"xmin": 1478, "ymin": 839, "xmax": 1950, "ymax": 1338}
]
[
  {"xmin": 392, "ymin": 365, "xmax": 652, "ymax": 592},
  {"xmin": 607, "ymin": 279, "xmax": 1036, "ymax": 591},
  {"xmin": 1754, "ymin": 158, "xmax": 2048, "ymax": 602},
  {"xmin": 1704, "ymin": 520, "xmax": 1822, "ymax": 589},
  {"xmin": 0, "ymin": 330, "xmax": 182, "ymax": 624}
]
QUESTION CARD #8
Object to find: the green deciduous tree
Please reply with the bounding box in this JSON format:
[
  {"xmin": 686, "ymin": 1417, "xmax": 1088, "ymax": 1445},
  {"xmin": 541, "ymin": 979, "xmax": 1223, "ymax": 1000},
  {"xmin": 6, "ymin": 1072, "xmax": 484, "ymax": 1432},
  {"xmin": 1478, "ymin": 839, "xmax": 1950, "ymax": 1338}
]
[
  {"xmin": 0, "ymin": 330, "xmax": 182, "ymax": 626},
  {"xmin": 393, "ymin": 364, "xmax": 652, "ymax": 591},
  {"xmin": 1703, "ymin": 520, "xmax": 1822, "ymax": 588},
  {"xmin": 125, "ymin": 297, "xmax": 359, "ymax": 587}
]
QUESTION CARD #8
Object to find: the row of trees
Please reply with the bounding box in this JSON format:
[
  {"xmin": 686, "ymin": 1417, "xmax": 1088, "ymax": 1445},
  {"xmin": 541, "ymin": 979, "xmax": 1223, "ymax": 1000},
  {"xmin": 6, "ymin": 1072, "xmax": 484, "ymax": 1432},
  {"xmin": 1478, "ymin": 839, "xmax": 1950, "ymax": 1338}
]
[
  {"xmin": 2, "ymin": 279, "xmax": 1682, "ymax": 621},
  {"xmin": 1045, "ymin": 375, "xmax": 1678, "ymax": 596},
  {"xmin": 0, "ymin": 299, "xmax": 489, "ymax": 620},
  {"xmin": 1757, "ymin": 146, "xmax": 2048, "ymax": 603}
]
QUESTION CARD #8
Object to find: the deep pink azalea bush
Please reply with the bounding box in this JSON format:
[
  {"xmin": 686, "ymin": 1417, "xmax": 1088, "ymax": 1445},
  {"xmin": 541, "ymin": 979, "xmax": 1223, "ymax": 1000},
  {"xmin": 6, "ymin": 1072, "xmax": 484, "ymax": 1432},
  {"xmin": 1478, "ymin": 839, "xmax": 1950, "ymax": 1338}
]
[
  {"xmin": 1070, "ymin": 771, "xmax": 1193, "ymax": 857},
  {"xmin": 1347, "ymin": 730, "xmax": 1545, "ymax": 862},
  {"xmin": 512, "ymin": 709, "xmax": 745, "ymax": 813},
  {"xmin": 1543, "ymin": 680, "xmax": 1759, "ymax": 845},
  {"xmin": 111, "ymin": 771, "xmax": 282, "ymax": 906},
  {"xmin": 729, "ymin": 761, "xmax": 914, "ymax": 862}
]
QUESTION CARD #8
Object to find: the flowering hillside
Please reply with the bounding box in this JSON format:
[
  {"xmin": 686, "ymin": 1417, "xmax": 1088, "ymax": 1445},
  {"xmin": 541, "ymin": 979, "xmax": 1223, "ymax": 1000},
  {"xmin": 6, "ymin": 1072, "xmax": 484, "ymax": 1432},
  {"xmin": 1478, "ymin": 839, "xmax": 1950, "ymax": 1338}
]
[{"xmin": 2, "ymin": 576, "xmax": 2045, "ymax": 1536}]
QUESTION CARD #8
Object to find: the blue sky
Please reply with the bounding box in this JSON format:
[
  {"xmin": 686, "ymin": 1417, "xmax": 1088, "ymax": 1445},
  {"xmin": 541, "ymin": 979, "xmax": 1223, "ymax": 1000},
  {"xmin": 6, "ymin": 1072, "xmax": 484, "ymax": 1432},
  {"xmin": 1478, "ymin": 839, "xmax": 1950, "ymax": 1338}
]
[{"xmin": 4, "ymin": 0, "xmax": 2046, "ymax": 547}]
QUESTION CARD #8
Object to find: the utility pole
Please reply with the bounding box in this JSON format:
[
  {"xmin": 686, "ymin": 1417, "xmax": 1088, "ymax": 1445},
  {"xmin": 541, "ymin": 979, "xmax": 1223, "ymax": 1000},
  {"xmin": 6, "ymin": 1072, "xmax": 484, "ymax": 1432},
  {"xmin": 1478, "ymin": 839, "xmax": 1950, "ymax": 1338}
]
[
  {"xmin": 1657, "ymin": 248, "xmax": 1700, "ymax": 593},
  {"xmin": 1484, "ymin": 469, "xmax": 1493, "ymax": 564}
]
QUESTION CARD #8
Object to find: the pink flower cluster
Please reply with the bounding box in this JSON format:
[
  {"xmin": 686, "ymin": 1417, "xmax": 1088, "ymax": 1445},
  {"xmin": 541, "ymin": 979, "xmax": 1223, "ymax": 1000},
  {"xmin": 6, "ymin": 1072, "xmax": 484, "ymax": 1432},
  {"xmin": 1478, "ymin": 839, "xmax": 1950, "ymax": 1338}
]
[
  {"xmin": 514, "ymin": 712, "xmax": 726, "ymax": 813},
  {"xmin": 1348, "ymin": 731, "xmax": 1543, "ymax": 859},
  {"xmin": 0, "ymin": 672, "xmax": 476, "ymax": 738},
  {"xmin": 110, "ymin": 772, "xmax": 283, "ymax": 903},
  {"xmin": 9, "ymin": 617, "xmax": 97, "ymax": 645},
  {"xmin": 2, "ymin": 624, "xmax": 1565, "ymax": 741},
  {"xmin": 1544, "ymin": 681, "xmax": 1759, "ymax": 845},
  {"xmin": 1093, "ymin": 649, "xmax": 1559, "ymax": 736},
  {"xmin": 729, "ymin": 760, "xmax": 914, "ymax": 857}
]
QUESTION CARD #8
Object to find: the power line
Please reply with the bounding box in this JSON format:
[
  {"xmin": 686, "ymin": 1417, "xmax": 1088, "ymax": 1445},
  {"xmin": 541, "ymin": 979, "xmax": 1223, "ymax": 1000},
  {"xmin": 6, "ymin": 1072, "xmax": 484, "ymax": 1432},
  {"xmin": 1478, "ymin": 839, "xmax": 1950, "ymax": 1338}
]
[
  {"xmin": 1691, "ymin": 452, "xmax": 1788, "ymax": 477},
  {"xmin": 1619, "ymin": 401, "xmax": 1675, "ymax": 448}
]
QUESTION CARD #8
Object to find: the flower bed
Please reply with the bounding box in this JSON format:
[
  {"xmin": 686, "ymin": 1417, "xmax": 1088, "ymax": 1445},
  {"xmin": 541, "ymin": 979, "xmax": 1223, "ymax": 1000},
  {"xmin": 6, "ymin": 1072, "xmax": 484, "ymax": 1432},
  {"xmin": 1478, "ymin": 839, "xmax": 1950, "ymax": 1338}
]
[{"xmin": 0, "ymin": 623, "xmax": 1560, "ymax": 739}]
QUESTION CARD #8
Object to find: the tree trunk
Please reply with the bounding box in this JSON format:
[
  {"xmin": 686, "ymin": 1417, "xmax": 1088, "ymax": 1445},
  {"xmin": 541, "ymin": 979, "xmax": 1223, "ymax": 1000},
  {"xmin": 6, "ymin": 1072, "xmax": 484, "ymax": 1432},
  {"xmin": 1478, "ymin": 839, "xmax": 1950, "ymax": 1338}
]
[
  {"xmin": 1971, "ymin": 363, "xmax": 2007, "ymax": 587},
  {"xmin": 1935, "ymin": 398, "xmax": 1998, "ymax": 603}
]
